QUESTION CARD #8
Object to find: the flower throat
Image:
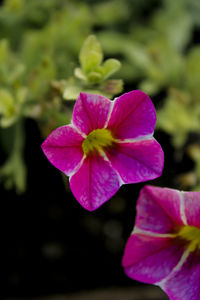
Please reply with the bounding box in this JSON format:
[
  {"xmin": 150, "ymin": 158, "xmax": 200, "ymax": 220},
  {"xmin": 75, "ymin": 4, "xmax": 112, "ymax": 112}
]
[
  {"xmin": 82, "ymin": 128, "xmax": 115, "ymax": 156},
  {"xmin": 177, "ymin": 225, "xmax": 200, "ymax": 252}
]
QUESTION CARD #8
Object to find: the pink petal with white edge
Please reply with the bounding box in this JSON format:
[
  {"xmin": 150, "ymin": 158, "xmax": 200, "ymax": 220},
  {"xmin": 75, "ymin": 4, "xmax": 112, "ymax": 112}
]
[
  {"xmin": 107, "ymin": 90, "xmax": 156, "ymax": 139},
  {"xmin": 182, "ymin": 191, "xmax": 200, "ymax": 227},
  {"xmin": 72, "ymin": 93, "xmax": 112, "ymax": 135},
  {"xmin": 122, "ymin": 233, "xmax": 184, "ymax": 284},
  {"xmin": 69, "ymin": 155, "xmax": 120, "ymax": 211},
  {"xmin": 161, "ymin": 252, "xmax": 200, "ymax": 300},
  {"xmin": 106, "ymin": 139, "xmax": 164, "ymax": 184},
  {"xmin": 41, "ymin": 125, "xmax": 84, "ymax": 176},
  {"xmin": 135, "ymin": 186, "xmax": 184, "ymax": 234}
]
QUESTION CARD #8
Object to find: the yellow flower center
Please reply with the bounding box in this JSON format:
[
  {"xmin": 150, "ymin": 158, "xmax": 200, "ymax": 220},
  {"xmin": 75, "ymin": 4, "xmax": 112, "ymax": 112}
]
[
  {"xmin": 82, "ymin": 128, "xmax": 115, "ymax": 156},
  {"xmin": 177, "ymin": 225, "xmax": 200, "ymax": 252}
]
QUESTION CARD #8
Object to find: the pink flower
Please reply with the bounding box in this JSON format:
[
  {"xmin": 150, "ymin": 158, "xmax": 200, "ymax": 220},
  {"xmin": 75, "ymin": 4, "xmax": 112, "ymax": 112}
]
[
  {"xmin": 41, "ymin": 90, "xmax": 164, "ymax": 211},
  {"xmin": 122, "ymin": 185, "xmax": 200, "ymax": 300}
]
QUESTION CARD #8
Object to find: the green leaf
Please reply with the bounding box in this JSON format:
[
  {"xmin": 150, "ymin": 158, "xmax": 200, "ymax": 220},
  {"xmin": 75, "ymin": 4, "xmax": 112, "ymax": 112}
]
[
  {"xmin": 16, "ymin": 87, "xmax": 27, "ymax": 104},
  {"xmin": 93, "ymin": 1, "xmax": 130, "ymax": 25},
  {"xmin": 7, "ymin": 63, "xmax": 26, "ymax": 84},
  {"xmin": 74, "ymin": 68, "xmax": 87, "ymax": 81},
  {"xmin": 185, "ymin": 46, "xmax": 200, "ymax": 91},
  {"xmin": 0, "ymin": 89, "xmax": 14, "ymax": 111},
  {"xmin": 0, "ymin": 120, "xmax": 26, "ymax": 193},
  {"xmin": 63, "ymin": 85, "xmax": 82, "ymax": 100},
  {"xmin": 79, "ymin": 35, "xmax": 103, "ymax": 72},
  {"xmin": 87, "ymin": 71, "xmax": 102, "ymax": 83},
  {"xmin": 152, "ymin": 1, "xmax": 192, "ymax": 51},
  {"xmin": 4, "ymin": 0, "xmax": 24, "ymax": 12},
  {"xmin": 0, "ymin": 39, "xmax": 9, "ymax": 63},
  {"xmin": 0, "ymin": 89, "xmax": 17, "ymax": 126},
  {"xmin": 102, "ymin": 58, "xmax": 121, "ymax": 79}
]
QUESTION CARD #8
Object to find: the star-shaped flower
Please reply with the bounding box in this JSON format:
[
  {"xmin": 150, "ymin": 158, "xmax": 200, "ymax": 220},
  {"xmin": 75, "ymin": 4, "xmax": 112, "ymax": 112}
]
[
  {"xmin": 42, "ymin": 90, "xmax": 164, "ymax": 210},
  {"xmin": 122, "ymin": 185, "xmax": 200, "ymax": 300}
]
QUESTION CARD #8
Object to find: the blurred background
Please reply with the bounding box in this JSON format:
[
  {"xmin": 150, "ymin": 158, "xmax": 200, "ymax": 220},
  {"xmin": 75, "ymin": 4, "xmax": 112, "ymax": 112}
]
[{"xmin": 1, "ymin": 0, "xmax": 200, "ymax": 299}]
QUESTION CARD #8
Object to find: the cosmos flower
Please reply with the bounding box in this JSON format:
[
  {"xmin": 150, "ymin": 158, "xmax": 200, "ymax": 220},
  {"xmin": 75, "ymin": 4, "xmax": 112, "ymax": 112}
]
[
  {"xmin": 42, "ymin": 90, "xmax": 164, "ymax": 211},
  {"xmin": 122, "ymin": 185, "xmax": 200, "ymax": 300}
]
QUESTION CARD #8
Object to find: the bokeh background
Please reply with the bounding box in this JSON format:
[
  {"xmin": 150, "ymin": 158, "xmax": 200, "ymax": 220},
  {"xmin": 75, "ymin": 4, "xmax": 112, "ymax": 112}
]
[{"xmin": 1, "ymin": 0, "xmax": 200, "ymax": 299}]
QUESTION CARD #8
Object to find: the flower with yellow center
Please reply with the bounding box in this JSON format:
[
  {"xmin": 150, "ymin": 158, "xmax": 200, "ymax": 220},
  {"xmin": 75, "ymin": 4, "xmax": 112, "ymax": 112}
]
[
  {"xmin": 122, "ymin": 185, "xmax": 200, "ymax": 300},
  {"xmin": 42, "ymin": 91, "xmax": 164, "ymax": 211}
]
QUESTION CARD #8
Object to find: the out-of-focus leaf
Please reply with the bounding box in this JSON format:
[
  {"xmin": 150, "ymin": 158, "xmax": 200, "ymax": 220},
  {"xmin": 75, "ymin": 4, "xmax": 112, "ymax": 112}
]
[
  {"xmin": 4, "ymin": 0, "xmax": 24, "ymax": 12},
  {"xmin": 0, "ymin": 89, "xmax": 17, "ymax": 127},
  {"xmin": 102, "ymin": 59, "xmax": 121, "ymax": 80},
  {"xmin": 7, "ymin": 63, "xmax": 26, "ymax": 84},
  {"xmin": 188, "ymin": 144, "xmax": 200, "ymax": 162},
  {"xmin": 63, "ymin": 86, "xmax": 82, "ymax": 100},
  {"xmin": 0, "ymin": 39, "xmax": 9, "ymax": 62},
  {"xmin": 27, "ymin": 55, "xmax": 56, "ymax": 100},
  {"xmin": 79, "ymin": 35, "xmax": 103, "ymax": 73},
  {"xmin": 187, "ymin": 0, "xmax": 200, "ymax": 26},
  {"xmin": 16, "ymin": 87, "xmax": 27, "ymax": 104},
  {"xmin": 87, "ymin": 71, "xmax": 102, "ymax": 83},
  {"xmin": 124, "ymin": 42, "xmax": 151, "ymax": 72},
  {"xmin": 152, "ymin": 1, "xmax": 193, "ymax": 51},
  {"xmin": 139, "ymin": 80, "xmax": 159, "ymax": 96},
  {"xmin": 157, "ymin": 89, "xmax": 200, "ymax": 148},
  {"xmin": 93, "ymin": 0, "xmax": 130, "ymax": 25},
  {"xmin": 185, "ymin": 46, "xmax": 200, "ymax": 92},
  {"xmin": 74, "ymin": 68, "xmax": 87, "ymax": 81},
  {"xmin": 0, "ymin": 150, "xmax": 26, "ymax": 193},
  {"xmin": 0, "ymin": 120, "xmax": 26, "ymax": 193}
]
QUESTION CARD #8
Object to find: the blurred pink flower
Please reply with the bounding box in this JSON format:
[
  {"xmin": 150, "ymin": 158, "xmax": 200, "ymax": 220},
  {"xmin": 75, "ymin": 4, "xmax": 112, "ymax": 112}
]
[
  {"xmin": 122, "ymin": 185, "xmax": 200, "ymax": 300},
  {"xmin": 42, "ymin": 90, "xmax": 164, "ymax": 211}
]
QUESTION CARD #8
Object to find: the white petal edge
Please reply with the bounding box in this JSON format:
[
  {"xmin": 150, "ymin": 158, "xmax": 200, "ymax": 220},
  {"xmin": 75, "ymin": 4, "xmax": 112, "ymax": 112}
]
[
  {"xmin": 132, "ymin": 227, "xmax": 176, "ymax": 238},
  {"xmin": 157, "ymin": 249, "xmax": 190, "ymax": 287},
  {"xmin": 68, "ymin": 155, "xmax": 86, "ymax": 178},
  {"xmin": 115, "ymin": 134, "xmax": 154, "ymax": 143},
  {"xmin": 70, "ymin": 123, "xmax": 87, "ymax": 138},
  {"xmin": 98, "ymin": 149, "xmax": 125, "ymax": 186},
  {"xmin": 104, "ymin": 98, "xmax": 115, "ymax": 128},
  {"xmin": 179, "ymin": 191, "xmax": 188, "ymax": 225}
]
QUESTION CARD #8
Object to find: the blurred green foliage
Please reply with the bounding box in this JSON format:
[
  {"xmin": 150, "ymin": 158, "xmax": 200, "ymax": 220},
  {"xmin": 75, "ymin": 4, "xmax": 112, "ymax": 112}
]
[
  {"xmin": 63, "ymin": 35, "xmax": 122, "ymax": 100},
  {"xmin": 0, "ymin": 0, "xmax": 200, "ymax": 192}
]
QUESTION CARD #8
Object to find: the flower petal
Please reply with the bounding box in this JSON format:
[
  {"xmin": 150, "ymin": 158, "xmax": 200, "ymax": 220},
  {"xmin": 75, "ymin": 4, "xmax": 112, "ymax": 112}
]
[
  {"xmin": 41, "ymin": 125, "xmax": 84, "ymax": 176},
  {"xmin": 182, "ymin": 191, "xmax": 200, "ymax": 227},
  {"xmin": 107, "ymin": 90, "xmax": 156, "ymax": 139},
  {"xmin": 135, "ymin": 186, "xmax": 184, "ymax": 234},
  {"xmin": 161, "ymin": 252, "xmax": 200, "ymax": 300},
  {"xmin": 72, "ymin": 93, "xmax": 112, "ymax": 135},
  {"xmin": 106, "ymin": 139, "xmax": 164, "ymax": 184},
  {"xmin": 122, "ymin": 233, "xmax": 184, "ymax": 284},
  {"xmin": 69, "ymin": 155, "xmax": 120, "ymax": 211}
]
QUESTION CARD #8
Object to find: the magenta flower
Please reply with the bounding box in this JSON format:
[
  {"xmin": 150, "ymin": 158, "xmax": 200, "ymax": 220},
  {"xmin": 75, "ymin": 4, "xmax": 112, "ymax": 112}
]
[
  {"xmin": 41, "ymin": 90, "xmax": 164, "ymax": 211},
  {"xmin": 122, "ymin": 185, "xmax": 200, "ymax": 300}
]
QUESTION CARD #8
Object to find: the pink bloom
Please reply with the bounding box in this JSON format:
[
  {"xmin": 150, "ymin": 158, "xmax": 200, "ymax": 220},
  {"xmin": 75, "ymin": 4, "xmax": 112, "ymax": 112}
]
[
  {"xmin": 122, "ymin": 185, "xmax": 200, "ymax": 300},
  {"xmin": 41, "ymin": 90, "xmax": 164, "ymax": 211}
]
